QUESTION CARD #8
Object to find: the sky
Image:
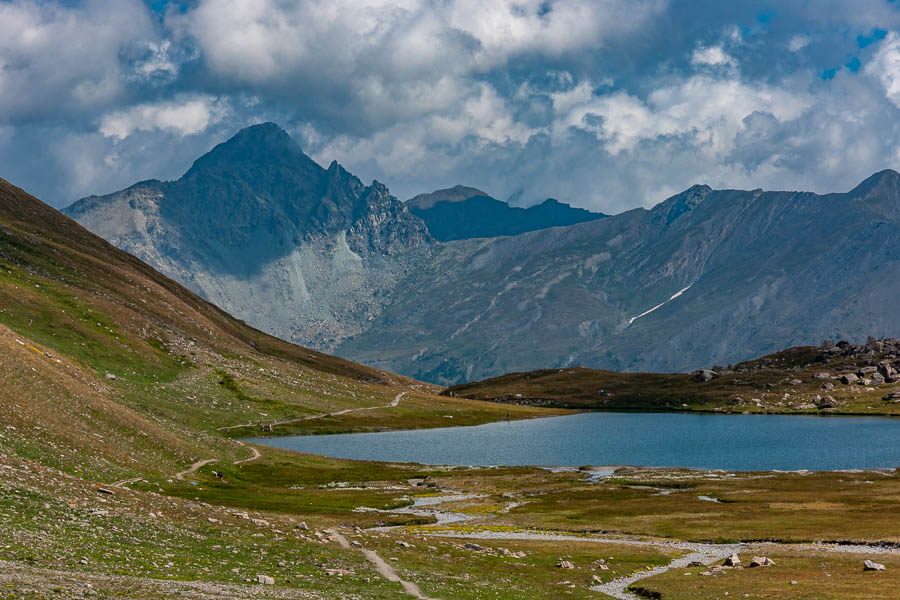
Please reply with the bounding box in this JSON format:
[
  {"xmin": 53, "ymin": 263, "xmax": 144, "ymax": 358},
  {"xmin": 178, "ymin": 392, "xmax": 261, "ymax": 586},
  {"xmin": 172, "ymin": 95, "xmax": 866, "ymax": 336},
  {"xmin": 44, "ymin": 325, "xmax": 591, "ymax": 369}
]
[{"xmin": 4, "ymin": 1, "xmax": 900, "ymax": 213}]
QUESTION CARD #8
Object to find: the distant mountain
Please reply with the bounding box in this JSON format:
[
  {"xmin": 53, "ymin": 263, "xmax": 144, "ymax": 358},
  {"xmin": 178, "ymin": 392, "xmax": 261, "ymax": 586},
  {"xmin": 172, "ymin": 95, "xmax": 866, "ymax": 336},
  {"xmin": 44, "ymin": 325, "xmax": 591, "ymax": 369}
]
[
  {"xmin": 407, "ymin": 185, "xmax": 605, "ymax": 241},
  {"xmin": 338, "ymin": 171, "xmax": 900, "ymax": 383},
  {"xmin": 66, "ymin": 123, "xmax": 900, "ymax": 385},
  {"xmin": 66, "ymin": 123, "xmax": 432, "ymax": 350}
]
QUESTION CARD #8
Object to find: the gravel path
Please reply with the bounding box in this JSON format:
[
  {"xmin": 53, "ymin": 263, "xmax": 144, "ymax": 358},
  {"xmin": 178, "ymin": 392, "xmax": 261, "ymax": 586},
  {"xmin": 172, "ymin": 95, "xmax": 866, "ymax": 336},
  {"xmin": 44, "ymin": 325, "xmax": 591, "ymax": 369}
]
[
  {"xmin": 216, "ymin": 392, "xmax": 406, "ymax": 432},
  {"xmin": 233, "ymin": 441, "xmax": 262, "ymax": 465},
  {"xmin": 328, "ymin": 529, "xmax": 438, "ymax": 600},
  {"xmin": 175, "ymin": 458, "xmax": 217, "ymax": 481},
  {"xmin": 109, "ymin": 477, "xmax": 143, "ymax": 488}
]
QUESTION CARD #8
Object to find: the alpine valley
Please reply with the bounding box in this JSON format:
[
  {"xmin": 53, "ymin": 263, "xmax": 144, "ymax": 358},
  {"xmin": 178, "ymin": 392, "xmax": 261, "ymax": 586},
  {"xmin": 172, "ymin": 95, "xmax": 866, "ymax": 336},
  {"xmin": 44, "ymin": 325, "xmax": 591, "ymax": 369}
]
[{"xmin": 66, "ymin": 123, "xmax": 900, "ymax": 385}]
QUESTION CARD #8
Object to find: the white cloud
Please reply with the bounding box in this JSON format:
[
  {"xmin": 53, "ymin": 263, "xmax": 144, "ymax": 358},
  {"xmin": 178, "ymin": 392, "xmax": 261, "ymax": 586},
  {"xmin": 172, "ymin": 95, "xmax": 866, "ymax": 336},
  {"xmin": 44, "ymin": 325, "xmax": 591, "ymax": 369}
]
[
  {"xmin": 556, "ymin": 76, "xmax": 810, "ymax": 157},
  {"xmin": 99, "ymin": 97, "xmax": 229, "ymax": 140},
  {"xmin": 788, "ymin": 34, "xmax": 810, "ymax": 52},
  {"xmin": 865, "ymin": 31, "xmax": 900, "ymax": 108},
  {"xmin": 691, "ymin": 45, "xmax": 736, "ymax": 67},
  {"xmin": 0, "ymin": 0, "xmax": 159, "ymax": 121}
]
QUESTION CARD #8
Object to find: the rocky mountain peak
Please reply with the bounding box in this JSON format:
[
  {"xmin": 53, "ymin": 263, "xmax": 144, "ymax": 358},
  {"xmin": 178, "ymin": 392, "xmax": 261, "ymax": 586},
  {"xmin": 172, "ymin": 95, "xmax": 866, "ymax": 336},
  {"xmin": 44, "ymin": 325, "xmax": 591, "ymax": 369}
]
[
  {"xmin": 652, "ymin": 184, "xmax": 712, "ymax": 225},
  {"xmin": 849, "ymin": 169, "xmax": 900, "ymax": 220},
  {"xmin": 407, "ymin": 185, "xmax": 491, "ymax": 210},
  {"xmin": 183, "ymin": 122, "xmax": 317, "ymax": 179}
]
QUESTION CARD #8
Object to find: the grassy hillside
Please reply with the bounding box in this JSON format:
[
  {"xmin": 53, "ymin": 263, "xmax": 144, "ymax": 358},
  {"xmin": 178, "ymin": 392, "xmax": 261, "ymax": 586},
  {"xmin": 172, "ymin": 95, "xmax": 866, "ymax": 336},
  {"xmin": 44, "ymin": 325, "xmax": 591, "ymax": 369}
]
[{"xmin": 446, "ymin": 344, "xmax": 900, "ymax": 415}]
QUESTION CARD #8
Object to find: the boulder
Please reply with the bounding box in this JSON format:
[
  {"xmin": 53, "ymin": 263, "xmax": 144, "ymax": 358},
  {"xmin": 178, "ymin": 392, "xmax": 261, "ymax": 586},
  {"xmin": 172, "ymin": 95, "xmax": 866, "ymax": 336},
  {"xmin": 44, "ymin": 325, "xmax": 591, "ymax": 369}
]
[
  {"xmin": 813, "ymin": 372, "xmax": 832, "ymax": 380},
  {"xmin": 841, "ymin": 374, "xmax": 858, "ymax": 385},
  {"xmin": 723, "ymin": 553, "xmax": 741, "ymax": 567},
  {"xmin": 749, "ymin": 556, "xmax": 775, "ymax": 568},
  {"xmin": 883, "ymin": 391, "xmax": 900, "ymax": 403},
  {"xmin": 692, "ymin": 369, "xmax": 719, "ymax": 383},
  {"xmin": 871, "ymin": 373, "xmax": 886, "ymax": 385},
  {"xmin": 821, "ymin": 382, "xmax": 835, "ymax": 391},
  {"xmin": 104, "ymin": 373, "xmax": 117, "ymax": 380},
  {"xmin": 557, "ymin": 560, "xmax": 575, "ymax": 569},
  {"xmin": 864, "ymin": 560, "xmax": 886, "ymax": 571},
  {"xmin": 464, "ymin": 543, "xmax": 485, "ymax": 552},
  {"xmin": 815, "ymin": 395, "xmax": 838, "ymax": 409},
  {"xmin": 256, "ymin": 574, "xmax": 275, "ymax": 584}
]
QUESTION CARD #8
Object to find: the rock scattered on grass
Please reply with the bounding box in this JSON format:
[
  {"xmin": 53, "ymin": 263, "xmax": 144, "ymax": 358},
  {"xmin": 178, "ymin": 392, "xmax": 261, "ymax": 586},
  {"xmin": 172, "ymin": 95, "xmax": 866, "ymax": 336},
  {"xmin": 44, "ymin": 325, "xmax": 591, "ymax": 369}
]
[
  {"xmin": 864, "ymin": 560, "xmax": 886, "ymax": 571},
  {"xmin": 748, "ymin": 556, "xmax": 775, "ymax": 568},
  {"xmin": 723, "ymin": 553, "xmax": 741, "ymax": 567}
]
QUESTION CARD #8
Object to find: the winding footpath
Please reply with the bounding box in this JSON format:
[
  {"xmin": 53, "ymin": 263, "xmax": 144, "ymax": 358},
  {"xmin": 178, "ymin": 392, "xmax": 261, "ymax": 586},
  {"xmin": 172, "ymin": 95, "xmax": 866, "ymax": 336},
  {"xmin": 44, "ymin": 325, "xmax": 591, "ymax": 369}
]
[
  {"xmin": 328, "ymin": 529, "xmax": 438, "ymax": 600},
  {"xmin": 215, "ymin": 391, "xmax": 407, "ymax": 432},
  {"xmin": 232, "ymin": 440, "xmax": 262, "ymax": 465},
  {"xmin": 174, "ymin": 459, "xmax": 217, "ymax": 481}
]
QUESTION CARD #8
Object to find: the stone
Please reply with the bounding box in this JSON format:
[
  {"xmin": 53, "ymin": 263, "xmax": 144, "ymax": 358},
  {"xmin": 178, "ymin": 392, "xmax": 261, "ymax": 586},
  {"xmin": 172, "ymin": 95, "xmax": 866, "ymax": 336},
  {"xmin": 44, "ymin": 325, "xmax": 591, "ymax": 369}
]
[
  {"xmin": 256, "ymin": 574, "xmax": 275, "ymax": 584},
  {"xmin": 464, "ymin": 543, "xmax": 485, "ymax": 552},
  {"xmin": 723, "ymin": 553, "xmax": 741, "ymax": 567},
  {"xmin": 813, "ymin": 372, "xmax": 832, "ymax": 380},
  {"xmin": 821, "ymin": 382, "xmax": 835, "ymax": 391},
  {"xmin": 395, "ymin": 540, "xmax": 411, "ymax": 548},
  {"xmin": 104, "ymin": 373, "xmax": 117, "ymax": 380},
  {"xmin": 841, "ymin": 374, "xmax": 859, "ymax": 385},
  {"xmin": 749, "ymin": 556, "xmax": 775, "ymax": 568},
  {"xmin": 815, "ymin": 395, "xmax": 838, "ymax": 409},
  {"xmin": 788, "ymin": 378, "xmax": 803, "ymax": 385},
  {"xmin": 692, "ymin": 369, "xmax": 719, "ymax": 382},
  {"xmin": 871, "ymin": 373, "xmax": 886, "ymax": 385},
  {"xmin": 297, "ymin": 521, "xmax": 309, "ymax": 531},
  {"xmin": 864, "ymin": 560, "xmax": 886, "ymax": 571},
  {"xmin": 557, "ymin": 560, "xmax": 575, "ymax": 569},
  {"xmin": 97, "ymin": 488, "xmax": 114, "ymax": 495},
  {"xmin": 883, "ymin": 391, "xmax": 900, "ymax": 403}
]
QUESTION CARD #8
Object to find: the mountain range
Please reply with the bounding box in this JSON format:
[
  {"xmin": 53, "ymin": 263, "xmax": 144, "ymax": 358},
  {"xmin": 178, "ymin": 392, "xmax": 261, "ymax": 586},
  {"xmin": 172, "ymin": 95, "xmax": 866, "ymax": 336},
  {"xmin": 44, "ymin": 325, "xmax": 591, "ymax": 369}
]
[{"xmin": 65, "ymin": 123, "xmax": 900, "ymax": 384}]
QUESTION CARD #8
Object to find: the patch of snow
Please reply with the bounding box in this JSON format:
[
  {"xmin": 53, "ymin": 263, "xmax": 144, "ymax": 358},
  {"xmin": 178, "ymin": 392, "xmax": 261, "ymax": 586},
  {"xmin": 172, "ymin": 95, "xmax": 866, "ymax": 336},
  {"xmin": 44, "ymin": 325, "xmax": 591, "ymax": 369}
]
[{"xmin": 628, "ymin": 284, "xmax": 693, "ymax": 325}]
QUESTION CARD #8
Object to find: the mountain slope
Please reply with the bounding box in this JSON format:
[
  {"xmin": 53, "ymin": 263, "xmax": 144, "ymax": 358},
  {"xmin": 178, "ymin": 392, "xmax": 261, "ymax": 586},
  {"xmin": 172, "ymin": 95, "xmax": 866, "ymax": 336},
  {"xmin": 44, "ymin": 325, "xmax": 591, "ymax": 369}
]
[
  {"xmin": 338, "ymin": 172, "xmax": 900, "ymax": 383},
  {"xmin": 65, "ymin": 123, "xmax": 432, "ymax": 350},
  {"xmin": 64, "ymin": 123, "xmax": 900, "ymax": 385},
  {"xmin": 407, "ymin": 184, "xmax": 605, "ymax": 241}
]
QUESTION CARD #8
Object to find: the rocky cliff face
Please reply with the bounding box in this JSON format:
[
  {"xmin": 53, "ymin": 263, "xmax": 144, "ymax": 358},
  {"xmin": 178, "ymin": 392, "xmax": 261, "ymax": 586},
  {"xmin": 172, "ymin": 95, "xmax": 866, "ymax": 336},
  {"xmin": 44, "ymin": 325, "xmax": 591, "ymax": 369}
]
[
  {"xmin": 65, "ymin": 123, "xmax": 432, "ymax": 349},
  {"xmin": 407, "ymin": 185, "xmax": 605, "ymax": 241},
  {"xmin": 65, "ymin": 124, "xmax": 900, "ymax": 385}
]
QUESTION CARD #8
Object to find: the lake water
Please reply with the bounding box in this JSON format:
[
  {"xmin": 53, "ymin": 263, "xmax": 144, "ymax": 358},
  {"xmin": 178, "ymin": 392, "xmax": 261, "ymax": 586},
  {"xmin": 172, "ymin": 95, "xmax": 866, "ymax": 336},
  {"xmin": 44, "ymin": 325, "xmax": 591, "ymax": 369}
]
[{"xmin": 246, "ymin": 412, "xmax": 900, "ymax": 471}]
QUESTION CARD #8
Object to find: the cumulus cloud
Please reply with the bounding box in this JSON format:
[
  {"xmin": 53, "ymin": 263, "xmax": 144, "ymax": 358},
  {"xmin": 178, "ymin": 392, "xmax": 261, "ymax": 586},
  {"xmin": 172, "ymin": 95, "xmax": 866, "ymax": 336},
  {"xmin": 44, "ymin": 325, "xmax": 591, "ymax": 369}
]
[
  {"xmin": 865, "ymin": 31, "xmax": 900, "ymax": 107},
  {"xmin": 99, "ymin": 97, "xmax": 230, "ymax": 140},
  {"xmin": 691, "ymin": 45, "xmax": 737, "ymax": 67},
  {"xmin": 5, "ymin": 0, "xmax": 900, "ymax": 214},
  {"xmin": 788, "ymin": 34, "xmax": 810, "ymax": 52},
  {"xmin": 0, "ymin": 0, "xmax": 161, "ymax": 121},
  {"xmin": 554, "ymin": 76, "xmax": 810, "ymax": 157}
]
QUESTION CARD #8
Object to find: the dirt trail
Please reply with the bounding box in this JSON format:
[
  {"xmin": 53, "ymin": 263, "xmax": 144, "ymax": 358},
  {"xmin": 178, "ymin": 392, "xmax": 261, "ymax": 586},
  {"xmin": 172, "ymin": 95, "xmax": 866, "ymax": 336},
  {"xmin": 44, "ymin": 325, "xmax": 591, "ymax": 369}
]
[
  {"xmin": 109, "ymin": 477, "xmax": 143, "ymax": 488},
  {"xmin": 216, "ymin": 392, "xmax": 407, "ymax": 432},
  {"xmin": 233, "ymin": 441, "xmax": 262, "ymax": 465},
  {"xmin": 175, "ymin": 459, "xmax": 217, "ymax": 481},
  {"xmin": 328, "ymin": 529, "xmax": 437, "ymax": 600}
]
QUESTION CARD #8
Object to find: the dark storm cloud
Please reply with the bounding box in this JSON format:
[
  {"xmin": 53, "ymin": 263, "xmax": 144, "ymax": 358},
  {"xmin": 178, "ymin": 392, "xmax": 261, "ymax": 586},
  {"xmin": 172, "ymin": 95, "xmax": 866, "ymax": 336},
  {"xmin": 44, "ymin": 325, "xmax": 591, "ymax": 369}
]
[{"xmin": 3, "ymin": 0, "xmax": 900, "ymax": 211}]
